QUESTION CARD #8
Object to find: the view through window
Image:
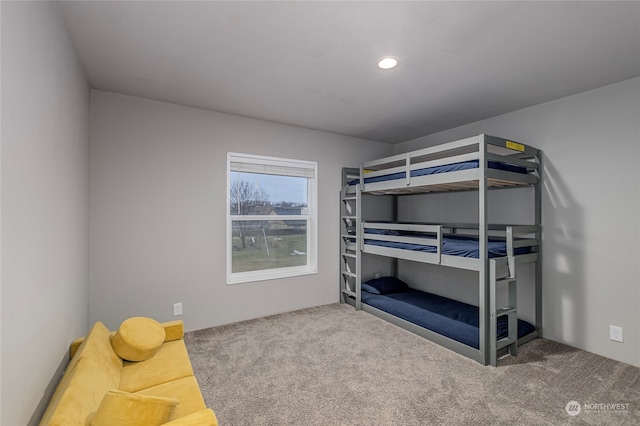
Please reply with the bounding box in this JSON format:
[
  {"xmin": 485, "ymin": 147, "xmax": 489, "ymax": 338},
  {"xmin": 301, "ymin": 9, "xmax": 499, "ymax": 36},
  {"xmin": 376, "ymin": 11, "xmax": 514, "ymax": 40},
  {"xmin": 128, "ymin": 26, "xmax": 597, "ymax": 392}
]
[{"xmin": 227, "ymin": 153, "xmax": 317, "ymax": 284}]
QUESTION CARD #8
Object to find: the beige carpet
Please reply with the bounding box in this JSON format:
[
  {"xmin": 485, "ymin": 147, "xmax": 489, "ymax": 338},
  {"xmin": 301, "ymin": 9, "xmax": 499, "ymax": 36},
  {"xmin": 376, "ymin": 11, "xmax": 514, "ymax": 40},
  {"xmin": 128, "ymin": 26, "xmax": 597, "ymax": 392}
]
[{"xmin": 185, "ymin": 303, "xmax": 639, "ymax": 425}]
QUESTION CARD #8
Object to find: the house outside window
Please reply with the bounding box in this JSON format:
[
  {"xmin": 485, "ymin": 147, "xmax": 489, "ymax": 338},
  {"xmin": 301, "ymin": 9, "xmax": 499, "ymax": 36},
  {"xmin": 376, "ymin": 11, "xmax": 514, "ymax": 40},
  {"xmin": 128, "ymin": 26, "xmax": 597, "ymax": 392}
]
[{"xmin": 226, "ymin": 153, "xmax": 317, "ymax": 284}]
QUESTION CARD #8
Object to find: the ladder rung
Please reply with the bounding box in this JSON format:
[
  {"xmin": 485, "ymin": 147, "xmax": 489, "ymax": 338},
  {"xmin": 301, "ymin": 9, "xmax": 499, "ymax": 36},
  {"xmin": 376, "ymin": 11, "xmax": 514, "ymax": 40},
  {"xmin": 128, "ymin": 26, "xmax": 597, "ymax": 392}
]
[
  {"xmin": 496, "ymin": 277, "xmax": 516, "ymax": 284},
  {"xmin": 342, "ymin": 216, "xmax": 356, "ymax": 220},
  {"xmin": 496, "ymin": 307, "xmax": 517, "ymax": 316},
  {"xmin": 342, "ymin": 289, "xmax": 356, "ymax": 298},
  {"xmin": 341, "ymin": 253, "xmax": 356, "ymax": 258},
  {"xmin": 341, "ymin": 271, "xmax": 356, "ymax": 278},
  {"xmin": 513, "ymin": 239, "xmax": 538, "ymax": 248},
  {"xmin": 342, "ymin": 196, "xmax": 357, "ymax": 201},
  {"xmin": 497, "ymin": 337, "xmax": 517, "ymax": 350}
]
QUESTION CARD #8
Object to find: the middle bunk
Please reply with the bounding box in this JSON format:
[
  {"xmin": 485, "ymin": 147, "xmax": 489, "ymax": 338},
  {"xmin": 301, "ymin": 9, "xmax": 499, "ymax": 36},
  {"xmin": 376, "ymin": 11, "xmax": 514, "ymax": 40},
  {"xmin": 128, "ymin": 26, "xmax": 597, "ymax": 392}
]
[
  {"xmin": 350, "ymin": 222, "xmax": 539, "ymax": 272},
  {"xmin": 339, "ymin": 134, "xmax": 542, "ymax": 366}
]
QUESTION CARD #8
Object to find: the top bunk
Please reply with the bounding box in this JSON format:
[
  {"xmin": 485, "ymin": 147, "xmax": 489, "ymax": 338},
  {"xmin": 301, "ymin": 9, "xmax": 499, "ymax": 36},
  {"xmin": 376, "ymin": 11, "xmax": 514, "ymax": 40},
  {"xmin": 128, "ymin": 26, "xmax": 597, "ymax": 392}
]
[{"xmin": 346, "ymin": 134, "xmax": 540, "ymax": 196}]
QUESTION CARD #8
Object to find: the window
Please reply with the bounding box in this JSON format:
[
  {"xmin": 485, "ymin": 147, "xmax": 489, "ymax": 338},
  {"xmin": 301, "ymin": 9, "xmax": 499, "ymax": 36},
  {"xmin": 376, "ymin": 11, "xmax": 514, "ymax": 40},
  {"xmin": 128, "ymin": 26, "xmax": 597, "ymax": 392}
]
[{"xmin": 227, "ymin": 153, "xmax": 317, "ymax": 284}]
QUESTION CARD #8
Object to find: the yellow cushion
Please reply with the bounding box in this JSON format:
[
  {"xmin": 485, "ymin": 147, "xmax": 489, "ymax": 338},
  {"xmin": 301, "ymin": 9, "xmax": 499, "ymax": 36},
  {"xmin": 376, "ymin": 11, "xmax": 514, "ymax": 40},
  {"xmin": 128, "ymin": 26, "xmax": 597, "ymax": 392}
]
[
  {"xmin": 161, "ymin": 320, "xmax": 184, "ymax": 342},
  {"xmin": 112, "ymin": 317, "xmax": 166, "ymax": 362},
  {"xmin": 67, "ymin": 322, "xmax": 122, "ymax": 377},
  {"xmin": 90, "ymin": 389, "xmax": 179, "ymax": 426},
  {"xmin": 135, "ymin": 376, "xmax": 206, "ymax": 421},
  {"xmin": 120, "ymin": 339, "xmax": 194, "ymax": 393},
  {"xmin": 39, "ymin": 323, "xmax": 122, "ymax": 426}
]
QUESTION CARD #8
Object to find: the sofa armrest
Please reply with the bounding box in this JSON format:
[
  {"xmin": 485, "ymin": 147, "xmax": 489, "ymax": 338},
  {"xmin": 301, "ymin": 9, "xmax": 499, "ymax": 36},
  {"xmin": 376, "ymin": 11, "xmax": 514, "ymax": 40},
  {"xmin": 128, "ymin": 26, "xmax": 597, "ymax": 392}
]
[
  {"xmin": 69, "ymin": 336, "xmax": 85, "ymax": 360},
  {"xmin": 161, "ymin": 320, "xmax": 184, "ymax": 342},
  {"xmin": 162, "ymin": 409, "xmax": 218, "ymax": 426}
]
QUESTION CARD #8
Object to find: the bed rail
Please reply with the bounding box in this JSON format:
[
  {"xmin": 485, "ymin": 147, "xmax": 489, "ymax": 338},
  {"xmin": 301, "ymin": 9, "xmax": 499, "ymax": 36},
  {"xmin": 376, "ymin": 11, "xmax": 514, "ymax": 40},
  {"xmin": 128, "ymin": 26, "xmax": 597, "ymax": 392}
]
[
  {"xmin": 361, "ymin": 221, "xmax": 540, "ymax": 271},
  {"xmin": 362, "ymin": 222, "xmax": 443, "ymax": 265}
]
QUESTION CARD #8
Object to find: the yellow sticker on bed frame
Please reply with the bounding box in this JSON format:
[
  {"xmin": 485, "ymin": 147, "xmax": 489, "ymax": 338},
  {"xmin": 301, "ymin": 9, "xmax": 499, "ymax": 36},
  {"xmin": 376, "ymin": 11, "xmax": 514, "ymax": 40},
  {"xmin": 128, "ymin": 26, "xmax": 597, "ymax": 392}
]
[{"xmin": 506, "ymin": 141, "xmax": 525, "ymax": 152}]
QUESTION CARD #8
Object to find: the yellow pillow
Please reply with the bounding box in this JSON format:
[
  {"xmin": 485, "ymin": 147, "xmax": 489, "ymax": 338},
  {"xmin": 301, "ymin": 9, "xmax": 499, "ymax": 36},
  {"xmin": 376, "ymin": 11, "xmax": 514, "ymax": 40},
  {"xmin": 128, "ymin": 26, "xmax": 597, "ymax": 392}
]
[
  {"xmin": 111, "ymin": 317, "xmax": 166, "ymax": 361},
  {"xmin": 90, "ymin": 389, "xmax": 179, "ymax": 426}
]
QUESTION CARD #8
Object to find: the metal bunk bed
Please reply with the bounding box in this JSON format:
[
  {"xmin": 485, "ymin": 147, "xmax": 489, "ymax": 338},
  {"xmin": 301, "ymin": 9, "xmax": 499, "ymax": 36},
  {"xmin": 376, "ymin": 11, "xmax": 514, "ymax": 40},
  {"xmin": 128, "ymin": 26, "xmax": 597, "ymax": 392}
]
[{"xmin": 339, "ymin": 134, "xmax": 542, "ymax": 366}]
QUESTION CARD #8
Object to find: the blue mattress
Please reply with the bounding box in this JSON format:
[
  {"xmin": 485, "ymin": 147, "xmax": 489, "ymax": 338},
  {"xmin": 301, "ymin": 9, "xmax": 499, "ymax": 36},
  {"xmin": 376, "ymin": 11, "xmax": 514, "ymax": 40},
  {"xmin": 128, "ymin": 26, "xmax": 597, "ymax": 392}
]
[
  {"xmin": 363, "ymin": 230, "xmax": 530, "ymax": 258},
  {"xmin": 351, "ymin": 159, "xmax": 527, "ymax": 186},
  {"xmin": 361, "ymin": 288, "xmax": 535, "ymax": 349}
]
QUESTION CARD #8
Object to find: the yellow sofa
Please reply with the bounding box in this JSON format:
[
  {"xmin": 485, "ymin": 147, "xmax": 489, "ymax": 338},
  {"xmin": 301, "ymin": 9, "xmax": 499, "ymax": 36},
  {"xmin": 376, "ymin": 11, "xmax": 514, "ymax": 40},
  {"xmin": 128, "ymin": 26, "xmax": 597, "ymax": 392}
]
[{"xmin": 39, "ymin": 318, "xmax": 218, "ymax": 426}]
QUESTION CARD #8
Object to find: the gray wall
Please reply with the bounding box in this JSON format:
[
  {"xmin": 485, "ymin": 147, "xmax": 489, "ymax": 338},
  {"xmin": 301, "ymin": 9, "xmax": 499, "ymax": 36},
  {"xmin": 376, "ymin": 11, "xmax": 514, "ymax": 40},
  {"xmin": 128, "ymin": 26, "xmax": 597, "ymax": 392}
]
[
  {"xmin": 1, "ymin": 2, "xmax": 90, "ymax": 424},
  {"xmin": 89, "ymin": 91, "xmax": 391, "ymax": 332},
  {"xmin": 393, "ymin": 77, "xmax": 640, "ymax": 367}
]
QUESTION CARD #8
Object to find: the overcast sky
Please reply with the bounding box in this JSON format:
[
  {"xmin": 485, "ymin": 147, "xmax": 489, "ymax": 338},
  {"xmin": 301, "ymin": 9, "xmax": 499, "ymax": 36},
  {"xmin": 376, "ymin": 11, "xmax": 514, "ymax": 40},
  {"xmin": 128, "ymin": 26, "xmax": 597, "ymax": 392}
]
[{"xmin": 232, "ymin": 172, "xmax": 307, "ymax": 204}]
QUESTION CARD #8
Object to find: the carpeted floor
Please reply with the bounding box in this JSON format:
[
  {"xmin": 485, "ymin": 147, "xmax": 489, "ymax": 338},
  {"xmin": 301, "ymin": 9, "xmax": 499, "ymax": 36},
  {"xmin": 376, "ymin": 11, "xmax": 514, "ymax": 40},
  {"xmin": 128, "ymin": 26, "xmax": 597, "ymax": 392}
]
[{"xmin": 185, "ymin": 303, "xmax": 640, "ymax": 425}]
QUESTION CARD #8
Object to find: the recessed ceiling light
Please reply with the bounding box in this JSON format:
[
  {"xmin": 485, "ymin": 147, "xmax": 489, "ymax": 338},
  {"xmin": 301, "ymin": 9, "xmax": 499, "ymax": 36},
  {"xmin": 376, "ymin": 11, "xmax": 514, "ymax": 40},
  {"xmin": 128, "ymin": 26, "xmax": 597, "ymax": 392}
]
[{"xmin": 377, "ymin": 56, "xmax": 399, "ymax": 70}]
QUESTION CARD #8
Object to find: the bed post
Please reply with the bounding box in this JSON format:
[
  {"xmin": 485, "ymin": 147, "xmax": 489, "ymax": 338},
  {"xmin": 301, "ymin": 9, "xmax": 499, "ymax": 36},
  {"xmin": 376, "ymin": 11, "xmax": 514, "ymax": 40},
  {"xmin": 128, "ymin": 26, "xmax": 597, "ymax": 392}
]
[
  {"xmin": 535, "ymin": 150, "xmax": 543, "ymax": 337},
  {"xmin": 356, "ymin": 183, "xmax": 362, "ymax": 310},
  {"xmin": 478, "ymin": 135, "xmax": 490, "ymax": 365},
  {"xmin": 392, "ymin": 194, "xmax": 399, "ymax": 277}
]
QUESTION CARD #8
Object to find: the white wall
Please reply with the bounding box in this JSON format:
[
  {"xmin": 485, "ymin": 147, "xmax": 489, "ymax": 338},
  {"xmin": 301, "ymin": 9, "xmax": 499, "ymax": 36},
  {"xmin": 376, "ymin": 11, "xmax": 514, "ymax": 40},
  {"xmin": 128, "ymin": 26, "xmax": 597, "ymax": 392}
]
[
  {"xmin": 393, "ymin": 77, "xmax": 640, "ymax": 367},
  {"xmin": 1, "ymin": 2, "xmax": 90, "ymax": 424},
  {"xmin": 89, "ymin": 91, "xmax": 391, "ymax": 332}
]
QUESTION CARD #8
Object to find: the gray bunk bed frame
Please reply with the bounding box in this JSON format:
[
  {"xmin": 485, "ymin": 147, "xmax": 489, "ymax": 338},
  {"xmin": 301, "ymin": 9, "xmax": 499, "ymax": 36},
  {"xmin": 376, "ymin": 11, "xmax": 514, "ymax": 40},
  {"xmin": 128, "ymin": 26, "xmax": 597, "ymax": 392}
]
[{"xmin": 339, "ymin": 134, "xmax": 542, "ymax": 366}]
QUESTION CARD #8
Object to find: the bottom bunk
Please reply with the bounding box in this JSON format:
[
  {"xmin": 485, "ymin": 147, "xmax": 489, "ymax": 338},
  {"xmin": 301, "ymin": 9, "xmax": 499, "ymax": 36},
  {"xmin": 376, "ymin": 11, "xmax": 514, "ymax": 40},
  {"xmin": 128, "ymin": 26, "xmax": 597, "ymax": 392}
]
[{"xmin": 344, "ymin": 276, "xmax": 537, "ymax": 364}]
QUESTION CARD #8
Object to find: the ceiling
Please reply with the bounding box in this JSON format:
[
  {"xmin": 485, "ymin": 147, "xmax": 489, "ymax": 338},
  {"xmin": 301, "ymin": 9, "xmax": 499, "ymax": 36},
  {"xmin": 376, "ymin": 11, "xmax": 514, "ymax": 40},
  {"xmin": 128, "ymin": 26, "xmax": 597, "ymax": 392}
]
[{"xmin": 53, "ymin": 1, "xmax": 640, "ymax": 144}]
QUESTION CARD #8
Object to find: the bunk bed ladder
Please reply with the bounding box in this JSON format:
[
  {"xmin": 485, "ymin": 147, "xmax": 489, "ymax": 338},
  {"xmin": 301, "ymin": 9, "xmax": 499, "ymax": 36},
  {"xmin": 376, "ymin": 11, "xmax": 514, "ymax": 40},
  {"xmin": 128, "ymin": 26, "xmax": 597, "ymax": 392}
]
[
  {"xmin": 489, "ymin": 258, "xmax": 518, "ymax": 366},
  {"xmin": 340, "ymin": 168, "xmax": 361, "ymax": 307}
]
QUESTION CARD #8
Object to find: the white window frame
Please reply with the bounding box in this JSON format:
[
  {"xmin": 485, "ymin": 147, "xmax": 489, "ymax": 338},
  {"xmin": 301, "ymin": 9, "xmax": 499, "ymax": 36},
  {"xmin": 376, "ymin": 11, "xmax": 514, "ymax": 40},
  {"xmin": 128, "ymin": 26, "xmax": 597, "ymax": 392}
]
[{"xmin": 226, "ymin": 152, "xmax": 318, "ymax": 284}]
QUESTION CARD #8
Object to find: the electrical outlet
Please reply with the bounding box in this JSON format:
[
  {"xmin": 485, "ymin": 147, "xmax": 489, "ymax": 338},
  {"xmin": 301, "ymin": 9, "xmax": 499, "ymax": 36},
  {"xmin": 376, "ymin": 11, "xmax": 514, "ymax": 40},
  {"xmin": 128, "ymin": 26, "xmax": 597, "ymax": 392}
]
[
  {"xmin": 173, "ymin": 302, "xmax": 183, "ymax": 316},
  {"xmin": 609, "ymin": 325, "xmax": 623, "ymax": 343},
  {"xmin": 374, "ymin": 273, "xmax": 381, "ymax": 279}
]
